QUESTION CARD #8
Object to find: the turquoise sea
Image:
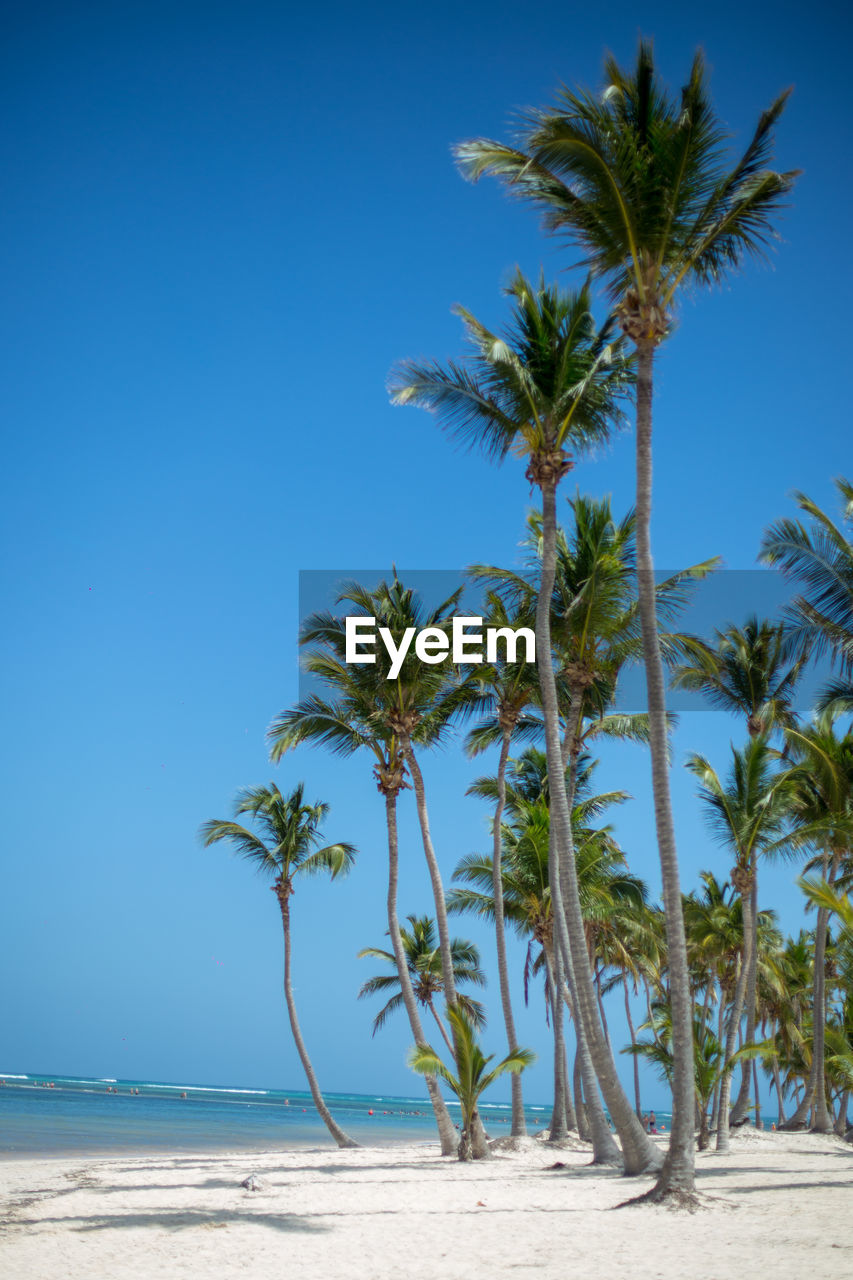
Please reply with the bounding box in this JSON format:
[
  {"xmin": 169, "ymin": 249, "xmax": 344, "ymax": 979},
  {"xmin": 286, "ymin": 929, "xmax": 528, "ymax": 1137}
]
[{"xmin": 0, "ymin": 1072, "xmax": 572, "ymax": 1158}]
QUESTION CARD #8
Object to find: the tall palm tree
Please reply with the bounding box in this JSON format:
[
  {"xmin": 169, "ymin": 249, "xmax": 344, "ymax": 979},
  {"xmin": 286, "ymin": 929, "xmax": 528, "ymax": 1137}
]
[
  {"xmin": 391, "ymin": 274, "xmax": 664, "ymax": 1175},
  {"xmin": 782, "ymin": 712, "xmax": 853, "ymax": 1130},
  {"xmin": 761, "ymin": 477, "xmax": 853, "ymax": 714},
  {"xmin": 686, "ymin": 741, "xmax": 796, "ymax": 1152},
  {"xmin": 268, "ymin": 636, "xmax": 459, "ymax": 1153},
  {"xmin": 455, "ymin": 42, "xmax": 798, "ymax": 1200},
  {"xmin": 463, "ymin": 591, "xmax": 541, "ymax": 1136},
  {"xmin": 409, "ymin": 1006, "xmax": 535, "ymax": 1161},
  {"xmin": 200, "ymin": 782, "xmax": 358, "ymax": 1149},
  {"xmin": 672, "ymin": 616, "xmax": 804, "ymax": 1123},
  {"xmin": 358, "ymin": 914, "xmax": 486, "ymax": 1055},
  {"xmin": 325, "ymin": 577, "xmax": 468, "ymax": 1018}
]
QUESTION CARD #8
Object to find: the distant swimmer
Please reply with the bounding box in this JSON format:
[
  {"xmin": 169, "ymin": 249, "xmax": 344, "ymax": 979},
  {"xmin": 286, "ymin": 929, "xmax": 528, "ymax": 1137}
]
[{"xmin": 181, "ymin": 1092, "xmax": 187, "ymax": 1099}]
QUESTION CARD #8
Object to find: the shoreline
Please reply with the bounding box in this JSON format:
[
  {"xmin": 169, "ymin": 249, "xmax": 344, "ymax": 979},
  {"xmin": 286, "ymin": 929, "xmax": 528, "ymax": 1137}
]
[{"xmin": 1, "ymin": 1128, "xmax": 850, "ymax": 1280}]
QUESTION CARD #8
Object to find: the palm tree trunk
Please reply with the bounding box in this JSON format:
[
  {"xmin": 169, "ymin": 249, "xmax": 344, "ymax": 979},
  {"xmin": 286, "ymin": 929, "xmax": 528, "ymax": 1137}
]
[
  {"xmin": 427, "ymin": 999, "xmax": 456, "ymax": 1057},
  {"xmin": 595, "ymin": 965, "xmax": 612, "ymax": 1050},
  {"xmin": 563, "ymin": 1052, "xmax": 575, "ymax": 1130},
  {"xmin": 492, "ymin": 730, "xmax": 527, "ymax": 1136},
  {"xmin": 384, "ymin": 791, "xmax": 457, "ymax": 1155},
  {"xmin": 731, "ymin": 877, "xmax": 759, "ymax": 1123},
  {"xmin": 572, "ymin": 1042, "xmax": 590, "ymax": 1142},
  {"xmin": 624, "ymin": 982, "xmax": 643, "ymax": 1119},
  {"xmin": 710, "ymin": 989, "xmax": 728, "ymax": 1134},
  {"xmin": 753, "ymin": 1058, "xmax": 761, "ymax": 1129},
  {"xmin": 782, "ymin": 853, "xmax": 836, "ymax": 1132},
  {"xmin": 534, "ymin": 502, "xmax": 658, "ymax": 1178},
  {"xmin": 277, "ymin": 890, "xmax": 358, "ymax": 1149},
  {"xmin": 809, "ymin": 901, "xmax": 832, "ymax": 1132},
  {"xmin": 810, "ymin": 850, "xmax": 839, "ymax": 1133},
  {"xmin": 716, "ymin": 884, "xmax": 754, "ymax": 1154},
  {"xmin": 834, "ymin": 1090, "xmax": 849, "ymax": 1137},
  {"xmin": 397, "ymin": 743, "xmax": 491, "ymax": 1154},
  {"xmin": 400, "ymin": 740, "xmax": 457, "ymax": 1006},
  {"xmin": 546, "ymin": 819, "xmax": 621, "ymax": 1165},
  {"xmin": 634, "ymin": 338, "xmax": 696, "ymax": 1196},
  {"xmin": 543, "ymin": 947, "xmax": 568, "ymax": 1140},
  {"xmin": 772, "ymin": 1056, "xmax": 786, "ymax": 1126}
]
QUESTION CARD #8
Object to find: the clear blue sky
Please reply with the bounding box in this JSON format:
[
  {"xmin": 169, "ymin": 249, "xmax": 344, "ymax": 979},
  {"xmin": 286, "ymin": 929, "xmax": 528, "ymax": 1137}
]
[{"xmin": 2, "ymin": 0, "xmax": 850, "ymax": 1112}]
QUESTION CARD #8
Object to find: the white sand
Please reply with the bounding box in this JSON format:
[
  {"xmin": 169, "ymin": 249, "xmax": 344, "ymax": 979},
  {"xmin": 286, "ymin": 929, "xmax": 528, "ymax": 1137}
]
[{"xmin": 1, "ymin": 1129, "xmax": 851, "ymax": 1280}]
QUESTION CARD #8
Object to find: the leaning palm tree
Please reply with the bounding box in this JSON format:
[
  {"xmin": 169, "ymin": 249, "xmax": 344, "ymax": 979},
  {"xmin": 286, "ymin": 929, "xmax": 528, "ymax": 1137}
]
[
  {"xmin": 455, "ymin": 42, "xmax": 798, "ymax": 1200},
  {"xmin": 761, "ymin": 477, "xmax": 853, "ymax": 714},
  {"xmin": 268, "ymin": 615, "xmax": 459, "ymax": 1153},
  {"xmin": 391, "ymin": 273, "xmax": 663, "ymax": 1176},
  {"xmin": 409, "ymin": 1005, "xmax": 535, "ymax": 1161},
  {"xmin": 200, "ymin": 782, "xmax": 358, "ymax": 1149},
  {"xmin": 358, "ymin": 914, "xmax": 486, "ymax": 1054}
]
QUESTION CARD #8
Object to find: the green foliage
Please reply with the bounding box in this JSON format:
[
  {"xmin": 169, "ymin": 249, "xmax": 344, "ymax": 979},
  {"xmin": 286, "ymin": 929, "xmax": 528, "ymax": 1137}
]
[
  {"xmin": 408, "ymin": 1005, "xmax": 534, "ymax": 1157},
  {"xmin": 200, "ymin": 782, "xmax": 356, "ymax": 888},
  {"xmin": 357, "ymin": 915, "xmax": 486, "ymax": 1036},
  {"xmin": 389, "ymin": 272, "xmax": 632, "ymax": 462},
  {"xmin": 455, "ymin": 42, "xmax": 797, "ymax": 312}
]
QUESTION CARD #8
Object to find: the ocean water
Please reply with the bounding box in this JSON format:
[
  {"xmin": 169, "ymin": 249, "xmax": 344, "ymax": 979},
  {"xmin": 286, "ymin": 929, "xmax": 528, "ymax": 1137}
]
[{"xmin": 0, "ymin": 1072, "xmax": 563, "ymax": 1158}]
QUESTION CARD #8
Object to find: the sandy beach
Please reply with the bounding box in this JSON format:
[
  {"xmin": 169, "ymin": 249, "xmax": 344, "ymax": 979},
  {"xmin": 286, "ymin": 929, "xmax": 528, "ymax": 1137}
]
[{"xmin": 2, "ymin": 1128, "xmax": 851, "ymax": 1280}]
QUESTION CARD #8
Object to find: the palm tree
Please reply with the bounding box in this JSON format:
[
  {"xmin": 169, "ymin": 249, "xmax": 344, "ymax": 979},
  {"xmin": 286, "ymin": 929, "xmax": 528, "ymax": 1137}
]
[
  {"xmin": 391, "ymin": 275, "xmax": 664, "ymax": 1176},
  {"xmin": 782, "ymin": 712, "xmax": 853, "ymax": 1130},
  {"xmin": 409, "ymin": 1006, "xmax": 535, "ymax": 1160},
  {"xmin": 453, "ymin": 748, "xmax": 640, "ymax": 1162},
  {"xmin": 626, "ymin": 1001, "xmax": 723, "ymax": 1151},
  {"xmin": 671, "ymin": 617, "xmax": 803, "ymax": 740},
  {"xmin": 672, "ymin": 616, "xmax": 804, "ymax": 1124},
  {"xmin": 268, "ymin": 637, "xmax": 459, "ymax": 1153},
  {"xmin": 358, "ymin": 914, "xmax": 486, "ymax": 1055},
  {"xmin": 463, "ymin": 591, "xmax": 541, "ymax": 1136},
  {"xmin": 686, "ymin": 741, "xmax": 796, "ymax": 1152},
  {"xmin": 323, "ymin": 577, "xmax": 468, "ymax": 1019},
  {"xmin": 200, "ymin": 782, "xmax": 358, "ymax": 1149},
  {"xmin": 455, "ymin": 42, "xmax": 797, "ymax": 1200},
  {"xmin": 761, "ymin": 477, "xmax": 853, "ymax": 714}
]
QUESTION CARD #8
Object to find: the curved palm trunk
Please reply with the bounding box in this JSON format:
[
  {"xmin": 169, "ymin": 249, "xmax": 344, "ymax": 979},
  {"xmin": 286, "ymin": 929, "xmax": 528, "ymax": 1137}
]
[
  {"xmin": 384, "ymin": 791, "xmax": 458, "ymax": 1155},
  {"xmin": 771, "ymin": 1056, "xmax": 786, "ymax": 1126},
  {"xmin": 401, "ymin": 740, "xmax": 458, "ymax": 1007},
  {"xmin": 534, "ymin": 501, "xmax": 660, "ymax": 1177},
  {"xmin": 624, "ymin": 982, "xmax": 643, "ymax": 1119},
  {"xmin": 634, "ymin": 340, "xmax": 696, "ymax": 1196},
  {"xmin": 710, "ymin": 988, "xmax": 729, "ymax": 1134},
  {"xmin": 427, "ymin": 999, "xmax": 456, "ymax": 1057},
  {"xmin": 547, "ymin": 826, "xmax": 620, "ymax": 1162},
  {"xmin": 731, "ymin": 877, "xmax": 759, "ymax": 1124},
  {"xmin": 396, "ymin": 746, "xmax": 490, "ymax": 1152},
  {"xmin": 572, "ymin": 1044, "xmax": 590, "ymax": 1140},
  {"xmin": 716, "ymin": 885, "xmax": 754, "ymax": 1154},
  {"xmin": 277, "ymin": 890, "xmax": 358, "ymax": 1149},
  {"xmin": 543, "ymin": 947, "xmax": 569, "ymax": 1140},
  {"xmin": 493, "ymin": 730, "xmax": 527, "ymax": 1136}
]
